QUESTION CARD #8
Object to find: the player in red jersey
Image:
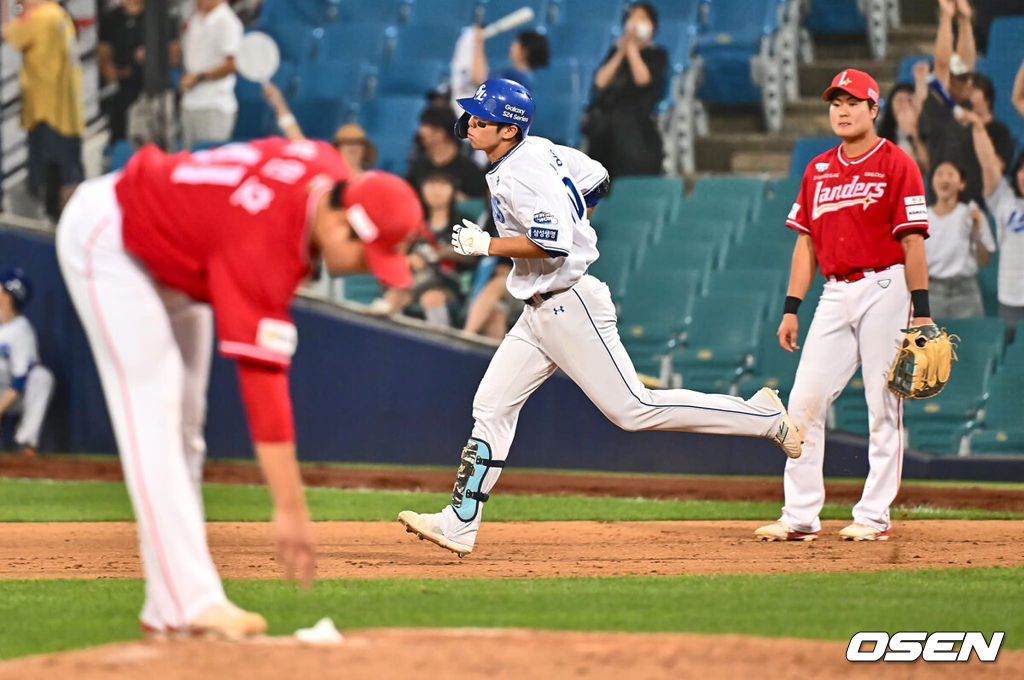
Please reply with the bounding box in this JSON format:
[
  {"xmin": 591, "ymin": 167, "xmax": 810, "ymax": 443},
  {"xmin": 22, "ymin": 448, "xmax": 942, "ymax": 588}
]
[
  {"xmin": 55, "ymin": 138, "xmax": 423, "ymax": 637},
  {"xmin": 755, "ymin": 69, "xmax": 933, "ymax": 543}
]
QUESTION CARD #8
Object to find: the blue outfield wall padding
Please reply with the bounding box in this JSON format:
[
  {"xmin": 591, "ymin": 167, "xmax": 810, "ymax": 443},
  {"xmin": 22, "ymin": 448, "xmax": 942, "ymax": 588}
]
[{"xmin": 3, "ymin": 224, "xmax": 1023, "ymax": 482}]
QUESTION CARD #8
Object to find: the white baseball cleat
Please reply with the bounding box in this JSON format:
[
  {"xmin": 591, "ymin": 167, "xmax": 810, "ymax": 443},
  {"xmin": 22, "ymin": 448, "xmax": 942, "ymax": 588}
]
[
  {"xmin": 398, "ymin": 509, "xmax": 475, "ymax": 558},
  {"xmin": 839, "ymin": 522, "xmax": 893, "ymax": 541},
  {"xmin": 188, "ymin": 602, "xmax": 267, "ymax": 640},
  {"xmin": 755, "ymin": 387, "xmax": 803, "ymax": 458},
  {"xmin": 754, "ymin": 520, "xmax": 819, "ymax": 542}
]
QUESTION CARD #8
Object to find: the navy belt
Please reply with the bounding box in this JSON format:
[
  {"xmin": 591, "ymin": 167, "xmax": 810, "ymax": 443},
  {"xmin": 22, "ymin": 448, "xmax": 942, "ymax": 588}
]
[{"xmin": 524, "ymin": 287, "xmax": 571, "ymax": 307}]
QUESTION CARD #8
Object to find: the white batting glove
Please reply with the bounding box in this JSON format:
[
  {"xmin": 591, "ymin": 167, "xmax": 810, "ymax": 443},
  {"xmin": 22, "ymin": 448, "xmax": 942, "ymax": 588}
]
[{"xmin": 452, "ymin": 219, "xmax": 491, "ymax": 256}]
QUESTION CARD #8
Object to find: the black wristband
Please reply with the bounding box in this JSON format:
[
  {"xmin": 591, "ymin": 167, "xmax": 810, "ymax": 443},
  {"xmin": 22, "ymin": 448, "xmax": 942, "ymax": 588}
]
[
  {"xmin": 783, "ymin": 295, "xmax": 802, "ymax": 315},
  {"xmin": 910, "ymin": 289, "xmax": 930, "ymax": 318}
]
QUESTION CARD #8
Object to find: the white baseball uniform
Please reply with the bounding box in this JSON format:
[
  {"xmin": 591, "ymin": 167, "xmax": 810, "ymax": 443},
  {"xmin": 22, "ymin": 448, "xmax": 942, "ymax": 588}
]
[
  {"xmin": 432, "ymin": 136, "xmax": 794, "ymax": 543},
  {"xmin": 0, "ymin": 315, "xmax": 54, "ymax": 449},
  {"xmin": 781, "ymin": 138, "xmax": 929, "ymax": 533}
]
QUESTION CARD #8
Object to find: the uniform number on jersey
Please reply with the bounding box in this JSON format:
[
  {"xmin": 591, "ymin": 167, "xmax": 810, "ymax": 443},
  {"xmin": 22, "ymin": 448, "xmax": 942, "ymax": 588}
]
[
  {"xmin": 230, "ymin": 177, "xmax": 275, "ymax": 215},
  {"xmin": 562, "ymin": 177, "xmax": 584, "ymax": 222},
  {"xmin": 261, "ymin": 158, "xmax": 307, "ymax": 185}
]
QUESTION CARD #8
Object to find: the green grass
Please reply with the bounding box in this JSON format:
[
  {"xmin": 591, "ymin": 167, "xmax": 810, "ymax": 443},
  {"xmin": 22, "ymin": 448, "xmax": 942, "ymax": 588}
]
[
  {"xmin": 33, "ymin": 453, "xmax": 1024, "ymax": 490},
  {"xmin": 2, "ymin": 478, "xmax": 1023, "ymax": 522},
  {"xmin": 0, "ymin": 568, "xmax": 1019, "ymax": 659}
]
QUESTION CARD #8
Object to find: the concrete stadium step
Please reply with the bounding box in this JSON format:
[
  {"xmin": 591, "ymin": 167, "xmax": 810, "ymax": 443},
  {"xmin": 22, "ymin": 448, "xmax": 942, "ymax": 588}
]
[{"xmin": 695, "ymin": 133, "xmax": 800, "ymax": 173}]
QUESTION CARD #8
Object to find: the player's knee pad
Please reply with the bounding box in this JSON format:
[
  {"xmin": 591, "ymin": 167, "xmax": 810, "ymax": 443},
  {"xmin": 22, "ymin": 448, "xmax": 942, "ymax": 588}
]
[{"xmin": 451, "ymin": 437, "xmax": 503, "ymax": 522}]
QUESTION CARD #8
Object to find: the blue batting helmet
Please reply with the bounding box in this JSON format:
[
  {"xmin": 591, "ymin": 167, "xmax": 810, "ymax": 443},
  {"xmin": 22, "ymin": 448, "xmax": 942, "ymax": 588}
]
[
  {"xmin": 0, "ymin": 268, "xmax": 31, "ymax": 311},
  {"xmin": 455, "ymin": 78, "xmax": 535, "ymax": 139}
]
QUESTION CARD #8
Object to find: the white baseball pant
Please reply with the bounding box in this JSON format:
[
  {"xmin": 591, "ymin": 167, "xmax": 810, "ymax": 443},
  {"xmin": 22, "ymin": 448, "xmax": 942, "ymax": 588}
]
[
  {"xmin": 473, "ymin": 275, "xmax": 789, "ymax": 500},
  {"xmin": 781, "ymin": 267, "xmax": 911, "ymax": 533},
  {"xmin": 56, "ymin": 174, "xmax": 224, "ymax": 630},
  {"xmin": 8, "ymin": 365, "xmax": 55, "ymax": 448}
]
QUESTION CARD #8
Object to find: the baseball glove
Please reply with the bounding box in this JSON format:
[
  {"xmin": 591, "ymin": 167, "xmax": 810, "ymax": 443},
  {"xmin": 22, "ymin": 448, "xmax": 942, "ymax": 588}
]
[{"xmin": 886, "ymin": 324, "xmax": 958, "ymax": 399}]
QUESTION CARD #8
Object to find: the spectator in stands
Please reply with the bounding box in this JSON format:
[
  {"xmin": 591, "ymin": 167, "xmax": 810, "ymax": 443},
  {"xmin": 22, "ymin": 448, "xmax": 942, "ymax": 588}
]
[
  {"xmin": 2, "ymin": 0, "xmax": 85, "ymax": 221},
  {"xmin": 877, "ymin": 82, "xmax": 928, "ymax": 171},
  {"xmin": 917, "ymin": 0, "xmax": 988, "ymax": 204},
  {"xmin": 471, "ymin": 27, "xmax": 550, "ymax": 93},
  {"xmin": 585, "ymin": 2, "xmax": 667, "ymax": 177},
  {"xmin": 975, "ymin": 112, "xmax": 1024, "ymax": 342},
  {"xmin": 407, "ymin": 171, "xmax": 480, "ymax": 328},
  {"xmin": 263, "ymin": 83, "xmax": 377, "ymax": 177},
  {"xmin": 407, "ymin": 105, "xmax": 488, "ymax": 199},
  {"xmin": 925, "ymin": 160, "xmax": 995, "ymax": 318},
  {"xmin": 179, "ymin": 0, "xmax": 244, "ymax": 149},
  {"xmin": 966, "ymin": 73, "xmax": 1016, "ymax": 172},
  {"xmin": 98, "ymin": 0, "xmax": 181, "ymax": 146}
]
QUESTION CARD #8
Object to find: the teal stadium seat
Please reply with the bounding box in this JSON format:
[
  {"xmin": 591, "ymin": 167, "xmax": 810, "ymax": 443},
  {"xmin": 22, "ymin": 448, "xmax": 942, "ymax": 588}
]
[
  {"xmin": 590, "ymin": 197, "xmax": 668, "ymax": 243},
  {"xmin": 690, "ymin": 176, "xmax": 768, "ymax": 223},
  {"xmin": 677, "ymin": 197, "xmax": 752, "ymax": 240},
  {"xmin": 724, "ymin": 241, "xmax": 794, "ymax": 269},
  {"xmin": 737, "ymin": 325, "xmax": 804, "ymax": 402},
  {"xmin": 588, "ymin": 246, "xmax": 634, "ymax": 297},
  {"xmin": 789, "ymin": 137, "xmax": 836, "ymax": 177},
  {"xmin": 618, "ymin": 270, "xmax": 701, "ymax": 373},
  {"xmin": 969, "ymin": 368, "xmax": 1024, "ymax": 454},
  {"xmin": 673, "ymin": 292, "xmax": 767, "ymax": 370},
  {"xmin": 705, "ymin": 268, "xmax": 787, "ymax": 319},
  {"xmin": 901, "ymin": 342, "xmax": 999, "ymax": 424},
  {"xmin": 610, "ymin": 176, "xmax": 685, "ymax": 225},
  {"xmin": 658, "ymin": 217, "xmax": 734, "ymax": 268},
  {"xmin": 642, "ymin": 242, "xmax": 715, "ymax": 291},
  {"xmin": 339, "ymin": 273, "xmax": 381, "ymax": 304}
]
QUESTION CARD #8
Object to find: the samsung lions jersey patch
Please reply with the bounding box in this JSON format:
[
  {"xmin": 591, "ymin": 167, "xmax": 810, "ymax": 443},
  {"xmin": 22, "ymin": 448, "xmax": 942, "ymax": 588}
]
[
  {"xmin": 529, "ymin": 226, "xmax": 559, "ymax": 241},
  {"xmin": 533, "ymin": 210, "xmax": 557, "ymax": 225}
]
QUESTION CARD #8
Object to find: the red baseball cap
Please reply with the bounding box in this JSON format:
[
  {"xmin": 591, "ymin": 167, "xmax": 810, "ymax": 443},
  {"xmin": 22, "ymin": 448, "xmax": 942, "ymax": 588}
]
[
  {"xmin": 342, "ymin": 171, "xmax": 423, "ymax": 289},
  {"xmin": 822, "ymin": 69, "xmax": 879, "ymax": 105}
]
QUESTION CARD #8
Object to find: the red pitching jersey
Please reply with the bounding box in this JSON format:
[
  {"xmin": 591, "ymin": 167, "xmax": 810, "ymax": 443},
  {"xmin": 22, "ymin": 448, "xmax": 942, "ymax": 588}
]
[
  {"xmin": 116, "ymin": 137, "xmax": 350, "ymax": 367},
  {"xmin": 786, "ymin": 138, "xmax": 928, "ymax": 279}
]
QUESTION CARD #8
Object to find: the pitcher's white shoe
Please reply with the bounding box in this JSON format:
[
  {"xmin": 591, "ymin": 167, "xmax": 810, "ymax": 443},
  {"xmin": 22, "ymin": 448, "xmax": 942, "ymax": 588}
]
[
  {"xmin": 398, "ymin": 506, "xmax": 477, "ymax": 557},
  {"xmin": 754, "ymin": 387, "xmax": 803, "ymax": 458},
  {"xmin": 188, "ymin": 602, "xmax": 267, "ymax": 639},
  {"xmin": 839, "ymin": 522, "xmax": 892, "ymax": 541},
  {"xmin": 755, "ymin": 520, "xmax": 819, "ymax": 542}
]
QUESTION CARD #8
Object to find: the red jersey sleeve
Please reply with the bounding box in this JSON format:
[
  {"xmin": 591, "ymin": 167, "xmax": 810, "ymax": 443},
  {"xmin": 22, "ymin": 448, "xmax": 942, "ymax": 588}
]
[
  {"xmin": 785, "ymin": 166, "xmax": 812, "ymax": 234},
  {"xmin": 888, "ymin": 147, "xmax": 929, "ymax": 237}
]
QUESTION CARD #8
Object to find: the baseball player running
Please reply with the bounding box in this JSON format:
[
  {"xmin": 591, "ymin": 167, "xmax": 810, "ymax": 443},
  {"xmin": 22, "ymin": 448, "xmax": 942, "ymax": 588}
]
[
  {"xmin": 756, "ymin": 69, "xmax": 932, "ymax": 543},
  {"xmin": 399, "ymin": 78, "xmax": 803, "ymax": 557},
  {"xmin": 0, "ymin": 269, "xmax": 55, "ymax": 458},
  {"xmin": 57, "ymin": 138, "xmax": 423, "ymax": 637}
]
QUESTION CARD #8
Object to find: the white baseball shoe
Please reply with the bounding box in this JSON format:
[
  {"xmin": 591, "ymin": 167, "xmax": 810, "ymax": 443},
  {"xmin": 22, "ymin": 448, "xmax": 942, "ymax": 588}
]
[
  {"xmin": 754, "ymin": 387, "xmax": 803, "ymax": 458},
  {"xmin": 754, "ymin": 520, "xmax": 819, "ymax": 542},
  {"xmin": 189, "ymin": 602, "xmax": 267, "ymax": 639},
  {"xmin": 839, "ymin": 523, "xmax": 893, "ymax": 541},
  {"xmin": 398, "ymin": 506, "xmax": 477, "ymax": 558}
]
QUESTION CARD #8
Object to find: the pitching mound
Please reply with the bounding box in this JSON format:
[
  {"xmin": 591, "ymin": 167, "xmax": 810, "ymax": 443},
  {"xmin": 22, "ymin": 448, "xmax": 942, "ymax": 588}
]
[{"xmin": 1, "ymin": 628, "xmax": 1020, "ymax": 680}]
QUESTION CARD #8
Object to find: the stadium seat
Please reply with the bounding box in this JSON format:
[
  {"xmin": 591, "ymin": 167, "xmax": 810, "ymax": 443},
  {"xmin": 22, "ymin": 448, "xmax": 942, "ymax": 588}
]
[
  {"xmin": 377, "ymin": 58, "xmax": 448, "ymax": 97},
  {"xmin": 1003, "ymin": 331, "xmax": 1024, "ymax": 370},
  {"xmin": 695, "ymin": 0, "xmax": 785, "ymax": 105},
  {"xmin": 527, "ymin": 93, "xmax": 585, "ymax": 147},
  {"xmin": 677, "ymin": 196, "xmax": 752, "ymax": 240},
  {"xmin": 789, "ymin": 137, "xmax": 836, "ymax": 177},
  {"xmin": 905, "ymin": 422, "xmax": 969, "ymax": 455},
  {"xmin": 969, "ymin": 368, "xmax": 1024, "ymax": 454},
  {"xmin": 618, "ymin": 269, "xmax": 701, "ymax": 358},
  {"xmin": 690, "ymin": 176, "xmax": 768, "ymax": 223},
  {"xmin": 261, "ymin": 22, "xmax": 319, "ymax": 63},
  {"xmin": 803, "ymin": 0, "xmax": 867, "ymax": 34},
  {"xmin": 337, "ymin": 273, "xmax": 382, "ymax": 304},
  {"xmin": 641, "ymin": 242, "xmax": 715, "ymax": 291},
  {"xmin": 724, "ymin": 241, "xmax": 794, "ymax": 269},
  {"xmin": 297, "ymin": 59, "xmax": 371, "ymax": 102},
  {"xmin": 659, "ymin": 217, "xmax": 734, "ymax": 268},
  {"xmin": 934, "ymin": 316, "xmax": 1005, "ymax": 359},
  {"xmin": 340, "ymin": 0, "xmax": 411, "ymax": 23},
  {"xmin": 977, "ymin": 250, "xmax": 999, "ymax": 317},
  {"xmin": 588, "ymin": 246, "xmax": 634, "ymax": 297},
  {"xmin": 530, "ymin": 58, "xmax": 584, "ymax": 99},
  {"xmin": 318, "ymin": 22, "xmax": 391, "ymax": 62},
  {"xmin": 590, "ymin": 197, "xmax": 668, "ymax": 242},
  {"xmin": 259, "ymin": 0, "xmax": 342, "ymax": 27},
  {"xmin": 550, "ymin": 0, "xmax": 626, "ymax": 25},
  {"xmin": 704, "ymin": 268, "xmax": 787, "ymax": 319},
  {"xmin": 671, "ymin": 292, "xmax": 768, "ymax": 371},
  {"xmin": 542, "ymin": 22, "xmax": 617, "ymax": 60},
  {"xmin": 109, "ymin": 140, "xmax": 135, "ymax": 171},
  {"xmin": 357, "ymin": 95, "xmax": 424, "ymax": 174},
  {"xmin": 406, "ymin": 0, "xmax": 482, "ymax": 25},
  {"xmin": 391, "ymin": 23, "xmax": 465, "ymax": 63},
  {"xmin": 736, "ymin": 324, "xmax": 804, "ymax": 402},
  {"xmin": 290, "ymin": 97, "xmax": 350, "ymax": 142},
  {"xmin": 610, "ymin": 176, "xmax": 684, "ymax": 223},
  {"xmin": 482, "ymin": 0, "xmax": 553, "ymax": 25}
]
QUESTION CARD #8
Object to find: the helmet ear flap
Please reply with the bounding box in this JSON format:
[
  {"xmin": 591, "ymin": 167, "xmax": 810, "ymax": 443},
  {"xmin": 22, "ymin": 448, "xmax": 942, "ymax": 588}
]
[{"xmin": 455, "ymin": 112, "xmax": 471, "ymax": 139}]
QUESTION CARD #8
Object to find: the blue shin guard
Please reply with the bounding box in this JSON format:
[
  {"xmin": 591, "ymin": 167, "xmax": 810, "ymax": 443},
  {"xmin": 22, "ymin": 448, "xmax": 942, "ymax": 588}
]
[{"xmin": 451, "ymin": 438, "xmax": 503, "ymax": 522}]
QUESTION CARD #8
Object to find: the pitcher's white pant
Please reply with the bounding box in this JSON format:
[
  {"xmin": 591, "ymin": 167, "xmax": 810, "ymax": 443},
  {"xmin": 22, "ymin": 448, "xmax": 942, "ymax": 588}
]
[
  {"xmin": 472, "ymin": 275, "xmax": 788, "ymax": 500},
  {"xmin": 56, "ymin": 174, "xmax": 223, "ymax": 630},
  {"xmin": 9, "ymin": 365, "xmax": 55, "ymax": 448},
  {"xmin": 781, "ymin": 267, "xmax": 911, "ymax": 533}
]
